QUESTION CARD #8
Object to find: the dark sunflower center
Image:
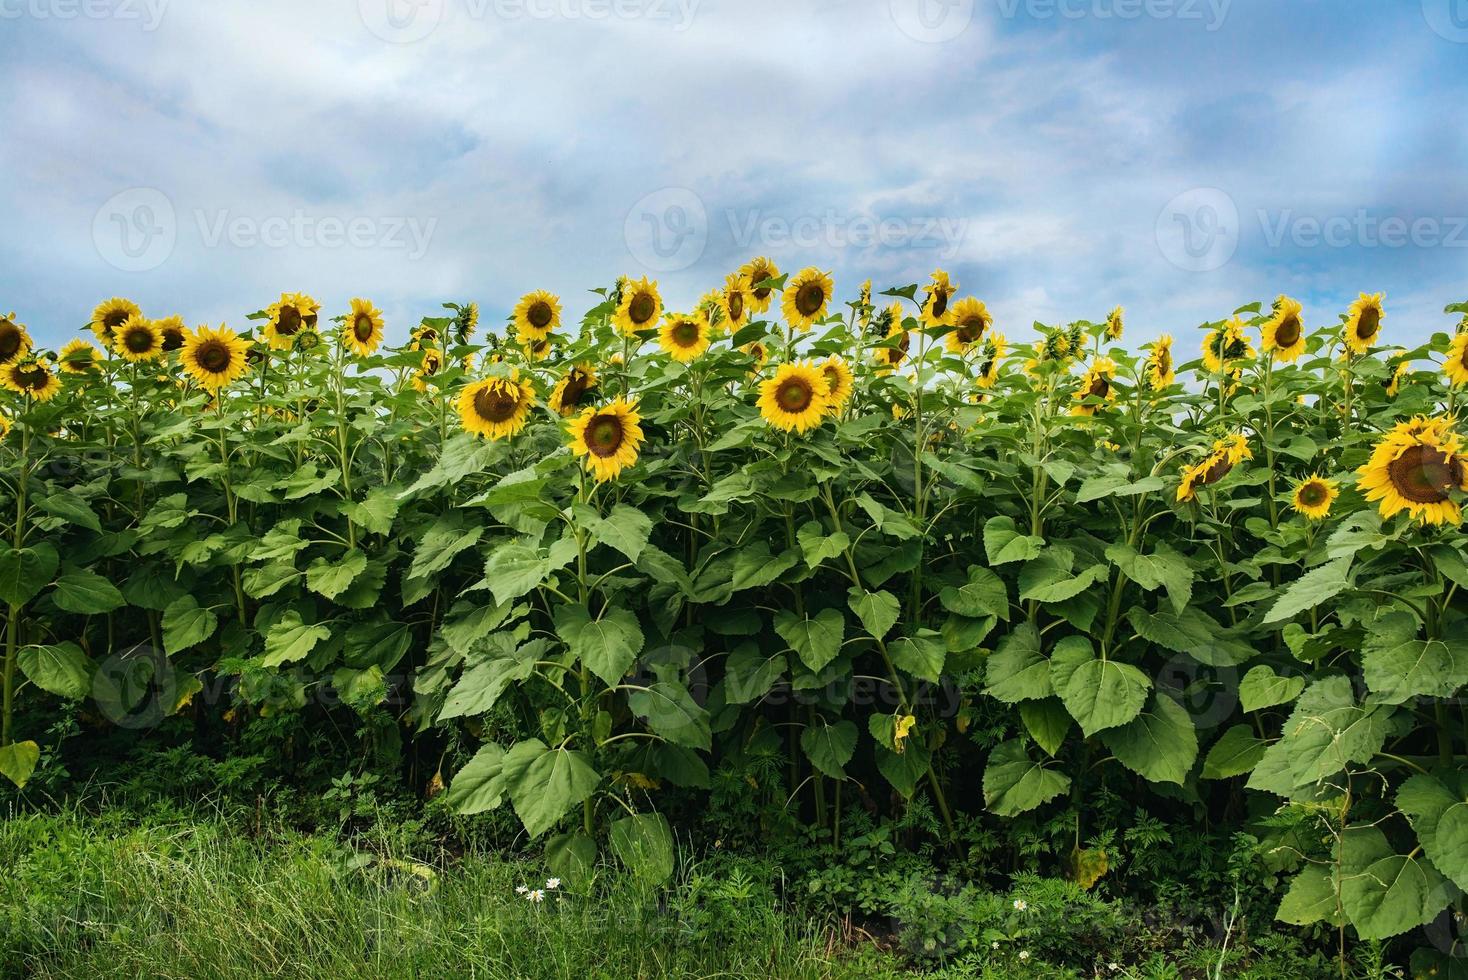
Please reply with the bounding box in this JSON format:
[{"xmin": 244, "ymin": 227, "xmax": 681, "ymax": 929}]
[
  {"xmin": 956, "ymin": 318, "xmax": 985, "ymax": 343},
  {"xmin": 16, "ymin": 366, "xmax": 47, "ymax": 390},
  {"xmin": 1158, "ymin": 350, "xmax": 1172, "ymax": 376},
  {"xmin": 586, "ymin": 415, "xmax": 625, "ymax": 457},
  {"xmin": 729, "ymin": 291, "xmax": 744, "ymax": 321},
  {"xmin": 1388, "ymin": 445, "xmax": 1461, "ymax": 505},
  {"xmin": 125, "ymin": 328, "xmax": 154, "ymax": 353},
  {"xmin": 1356, "ymin": 306, "xmax": 1381, "ymax": 341},
  {"xmin": 671, "ymin": 320, "xmax": 700, "ymax": 347},
  {"xmin": 1088, "ymin": 376, "xmax": 1110, "ymax": 400},
  {"xmin": 930, "ymin": 290, "xmax": 949, "ymax": 319},
  {"xmin": 277, "ymin": 306, "xmax": 301, "ymax": 336},
  {"xmin": 823, "ymin": 367, "xmax": 840, "ymax": 393},
  {"xmin": 1275, "ymin": 314, "xmax": 1301, "ymax": 347},
  {"xmin": 162, "ymin": 327, "xmax": 185, "ymax": 352},
  {"xmin": 561, "ymin": 370, "xmax": 592, "ymax": 408},
  {"xmin": 197, "ymin": 341, "xmax": 231, "ymax": 373},
  {"xmin": 1200, "ymin": 456, "xmax": 1234, "ymax": 487},
  {"xmin": 528, "ymin": 302, "xmax": 553, "ymax": 330},
  {"xmin": 795, "ymin": 283, "xmax": 825, "ymax": 317},
  {"xmin": 104, "ymin": 310, "xmax": 130, "ymax": 331},
  {"xmin": 1298, "ymin": 482, "xmax": 1328, "ymax": 507},
  {"xmin": 473, "ymin": 384, "xmax": 519, "ymax": 423},
  {"xmin": 751, "ymin": 270, "xmax": 772, "ymax": 300},
  {"xmin": 777, "ymin": 378, "xmax": 813, "ymax": 413},
  {"xmin": 1460, "ymin": 345, "xmax": 1468, "ymax": 371},
  {"xmin": 629, "ymin": 292, "xmax": 656, "ymax": 326},
  {"xmin": 354, "ymin": 315, "xmax": 375, "ymax": 341},
  {"xmin": 0, "ymin": 324, "xmax": 21, "ymax": 359}
]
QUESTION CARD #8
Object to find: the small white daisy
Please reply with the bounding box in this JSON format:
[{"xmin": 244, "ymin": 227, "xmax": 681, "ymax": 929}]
[
  {"xmin": 545, "ymin": 878, "xmax": 561, "ymax": 890},
  {"xmin": 526, "ymin": 889, "xmax": 545, "ymax": 903},
  {"xmin": 1019, "ymin": 950, "xmax": 1030, "ymax": 962},
  {"xmin": 1013, "ymin": 898, "xmax": 1027, "ymax": 911},
  {"xmin": 991, "ymin": 941, "xmax": 1000, "ymax": 950},
  {"xmin": 515, "ymin": 885, "xmax": 528, "ymax": 895}
]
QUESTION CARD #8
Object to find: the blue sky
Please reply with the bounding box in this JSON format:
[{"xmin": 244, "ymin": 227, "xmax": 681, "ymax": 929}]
[{"xmin": 2, "ymin": 0, "xmax": 1467, "ymax": 354}]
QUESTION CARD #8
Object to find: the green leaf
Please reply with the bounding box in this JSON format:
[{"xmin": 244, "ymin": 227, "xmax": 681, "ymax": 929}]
[
  {"xmin": 801, "ymin": 719, "xmax": 858, "ymax": 778},
  {"xmin": 162, "ymin": 595, "xmax": 219, "ymax": 655},
  {"xmin": 51, "ymin": 568, "xmax": 126, "ymax": 615},
  {"xmin": 983, "ymin": 516, "xmax": 1043, "ymax": 565},
  {"xmin": 723, "ymin": 643, "xmax": 786, "ymax": 705},
  {"xmin": 0, "ymin": 741, "xmax": 40, "ymax": 788},
  {"xmin": 18, "ymin": 642, "xmax": 92, "ymax": 699},
  {"xmin": 1019, "ymin": 699, "xmax": 1072, "ymax": 757},
  {"xmin": 1264, "ymin": 557, "xmax": 1353, "ymax": 624},
  {"xmin": 589, "ymin": 504, "xmax": 654, "ymax": 562},
  {"xmin": 502, "ymin": 739, "xmax": 601, "ymax": 838},
  {"xmin": 847, "ymin": 588, "xmax": 900, "ymax": 640},
  {"xmin": 545, "ymin": 833, "xmax": 597, "ymax": 888},
  {"xmin": 1338, "ymin": 826, "xmax": 1455, "ymax": 940},
  {"xmin": 1362, "ymin": 611, "xmax": 1468, "ymax": 704},
  {"xmin": 1246, "ymin": 677, "xmax": 1393, "ymax": 796},
  {"xmin": 260, "ymin": 612, "xmax": 332, "ymax": 668},
  {"xmin": 342, "ymin": 488, "xmax": 400, "ymax": 536},
  {"xmin": 410, "ymin": 522, "xmax": 484, "ymax": 581},
  {"xmin": 774, "ymin": 608, "xmax": 844, "ymax": 674},
  {"xmin": 306, "ymin": 549, "xmax": 368, "ymax": 600},
  {"xmin": 796, "ymin": 520, "xmax": 850, "ymax": 568},
  {"xmin": 890, "ymin": 631, "xmax": 946, "ymax": 683},
  {"xmin": 1239, "ymin": 665, "xmax": 1306, "ymax": 713},
  {"xmin": 0, "ymin": 543, "xmax": 58, "ymax": 606},
  {"xmin": 1051, "ymin": 639, "xmax": 1150, "ymax": 736},
  {"xmin": 729, "ymin": 543, "xmax": 799, "ymax": 592},
  {"xmin": 939, "ymin": 565, "xmax": 1009, "ymax": 621},
  {"xmin": 438, "ymin": 651, "xmax": 536, "ymax": 721},
  {"xmin": 629, "ymin": 681, "xmax": 711, "ymax": 750},
  {"xmin": 446, "ymin": 742, "xmax": 507, "ymax": 814},
  {"xmin": 343, "ymin": 620, "xmax": 413, "ymax": 671},
  {"xmin": 983, "ymin": 740, "xmax": 1070, "ymax": 816},
  {"xmin": 440, "ymin": 600, "xmax": 512, "ymax": 656},
  {"xmin": 243, "ymin": 562, "xmax": 299, "ymax": 599},
  {"xmin": 36, "ymin": 492, "xmax": 102, "ymax": 532},
  {"xmin": 875, "ymin": 740, "xmax": 931, "ymax": 799},
  {"xmin": 1105, "ymin": 542, "xmax": 1193, "ymax": 613},
  {"xmin": 1101, "ymin": 694, "xmax": 1198, "ymax": 785},
  {"xmin": 557, "ymin": 605, "xmax": 644, "ymax": 687},
  {"xmin": 609, "ymin": 812, "xmax": 675, "ymax": 884},
  {"xmin": 1019, "ymin": 555, "xmax": 1106, "ymax": 605},
  {"xmin": 1276, "ymin": 866, "xmax": 1341, "ymax": 927},
  {"xmin": 1126, "ymin": 606, "xmax": 1253, "ymax": 667},
  {"xmin": 1201, "ymin": 725, "xmax": 1267, "ymax": 779},
  {"xmin": 483, "ymin": 541, "xmax": 550, "ymax": 606},
  {"xmin": 985, "ymin": 623, "xmax": 1053, "ymax": 703},
  {"xmin": 1398, "ymin": 773, "xmax": 1468, "ymax": 893}
]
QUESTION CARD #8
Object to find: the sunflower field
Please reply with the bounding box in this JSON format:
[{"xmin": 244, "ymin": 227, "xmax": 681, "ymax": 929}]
[{"xmin": 3, "ymin": 268, "xmax": 1468, "ymax": 965}]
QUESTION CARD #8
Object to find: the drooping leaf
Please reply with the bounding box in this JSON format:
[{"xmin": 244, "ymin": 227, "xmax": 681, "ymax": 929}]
[
  {"xmin": 801, "ymin": 718, "xmax": 858, "ymax": 778},
  {"xmin": 983, "ymin": 516, "xmax": 1043, "ymax": 565},
  {"xmin": 939, "ymin": 565, "xmax": 1009, "ymax": 621},
  {"xmin": 1201, "ymin": 725, "xmax": 1267, "ymax": 779},
  {"xmin": 1101, "ymin": 693, "xmax": 1198, "ymax": 785},
  {"xmin": 445, "ymin": 741, "xmax": 507, "ymax": 814},
  {"xmin": 557, "ymin": 604, "xmax": 644, "ymax": 687},
  {"xmin": 983, "ymin": 740, "xmax": 1070, "ymax": 817},
  {"xmin": 985, "ymin": 623, "xmax": 1052, "ymax": 704},
  {"xmin": 18, "ymin": 642, "xmax": 93, "ymax": 699},
  {"xmin": 773, "ymin": 608, "xmax": 845, "ymax": 673},
  {"xmin": 51, "ymin": 568, "xmax": 126, "ymax": 615},
  {"xmin": 609, "ymin": 812, "xmax": 674, "ymax": 883},
  {"xmin": 502, "ymin": 739, "xmax": 601, "ymax": 838}
]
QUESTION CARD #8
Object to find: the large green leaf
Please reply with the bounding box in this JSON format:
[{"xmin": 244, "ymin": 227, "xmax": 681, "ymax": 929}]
[
  {"xmin": 628, "ymin": 681, "xmax": 711, "ymax": 750},
  {"xmin": 1239, "ymin": 665, "xmax": 1306, "ymax": 713},
  {"xmin": 163, "ymin": 595, "xmax": 219, "ymax": 655},
  {"xmin": 1051, "ymin": 640, "xmax": 1150, "ymax": 736},
  {"xmin": 1338, "ymin": 826, "xmax": 1456, "ymax": 940},
  {"xmin": 773, "ymin": 608, "xmax": 844, "ymax": 673},
  {"xmin": 18, "ymin": 643, "xmax": 93, "ymax": 699},
  {"xmin": 889, "ymin": 630, "xmax": 946, "ymax": 683},
  {"xmin": 609, "ymin": 812, "xmax": 674, "ymax": 884},
  {"xmin": 260, "ymin": 612, "xmax": 332, "ymax": 668},
  {"xmin": 557, "ymin": 604, "xmax": 644, "ymax": 686},
  {"xmin": 796, "ymin": 520, "xmax": 850, "ymax": 568},
  {"xmin": 545, "ymin": 833, "xmax": 597, "ymax": 888},
  {"xmin": 1201, "ymin": 725, "xmax": 1266, "ymax": 779},
  {"xmin": 1399, "ymin": 772, "xmax": 1468, "ymax": 892},
  {"xmin": 1101, "ymin": 694, "xmax": 1198, "ymax": 785},
  {"xmin": 482, "ymin": 541, "xmax": 550, "ymax": 605},
  {"xmin": 1019, "ymin": 698, "xmax": 1072, "ymax": 757},
  {"xmin": 1019, "ymin": 554, "xmax": 1106, "ymax": 605},
  {"xmin": 983, "ymin": 740, "xmax": 1070, "ymax": 816},
  {"xmin": 1264, "ymin": 557, "xmax": 1353, "ymax": 624},
  {"xmin": 847, "ymin": 588, "xmax": 900, "ymax": 640},
  {"xmin": 1275, "ymin": 866, "xmax": 1341, "ymax": 927},
  {"xmin": 801, "ymin": 718, "xmax": 858, "ymax": 778},
  {"xmin": 1247, "ymin": 677, "xmax": 1393, "ymax": 796},
  {"xmin": 985, "ymin": 623, "xmax": 1052, "ymax": 703},
  {"xmin": 983, "ymin": 516, "xmax": 1043, "ymax": 565},
  {"xmin": 0, "ymin": 741, "xmax": 40, "ymax": 788},
  {"xmin": 501, "ymin": 739, "xmax": 601, "ymax": 838},
  {"xmin": 588, "ymin": 504, "xmax": 653, "ymax": 562},
  {"xmin": 0, "ymin": 543, "xmax": 58, "ymax": 606},
  {"xmin": 723, "ymin": 643, "xmax": 786, "ymax": 705},
  {"xmin": 1105, "ymin": 542, "xmax": 1193, "ymax": 613},
  {"xmin": 445, "ymin": 741, "xmax": 507, "ymax": 815},
  {"xmin": 1126, "ymin": 605, "xmax": 1253, "ymax": 667},
  {"xmin": 939, "ymin": 565, "xmax": 1009, "ymax": 621},
  {"xmin": 438, "ymin": 650, "xmax": 536, "ymax": 721},
  {"xmin": 306, "ymin": 549, "xmax": 368, "ymax": 600},
  {"xmin": 1362, "ymin": 611, "xmax": 1468, "ymax": 704},
  {"xmin": 51, "ymin": 568, "xmax": 126, "ymax": 615}
]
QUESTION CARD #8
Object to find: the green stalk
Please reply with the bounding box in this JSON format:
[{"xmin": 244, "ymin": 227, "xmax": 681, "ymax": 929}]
[{"xmin": 2, "ymin": 403, "xmax": 30, "ymax": 747}]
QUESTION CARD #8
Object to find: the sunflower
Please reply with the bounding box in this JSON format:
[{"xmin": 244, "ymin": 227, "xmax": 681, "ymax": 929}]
[
  {"xmin": 1260, "ymin": 296, "xmax": 1307, "ymax": 363},
  {"xmin": 264, "ymin": 293, "xmax": 320, "ymax": 350},
  {"xmin": 945, "ymin": 298, "xmax": 992, "ymax": 354},
  {"xmin": 512, "ymin": 290, "xmax": 561, "ymax": 342},
  {"xmin": 1344, "ymin": 293, "xmax": 1385, "ymax": 354},
  {"xmin": 458, "ymin": 370, "xmax": 535, "ymax": 441},
  {"xmin": 412, "ymin": 347, "xmax": 444, "ymax": 392},
  {"xmin": 1444, "ymin": 332, "xmax": 1468, "ymax": 387},
  {"xmin": 920, "ymin": 270, "xmax": 958, "ymax": 328},
  {"xmin": 1291, "ymin": 475, "xmax": 1338, "ymax": 520},
  {"xmin": 452, "ymin": 301, "xmax": 479, "ymax": 345},
  {"xmin": 874, "ymin": 306, "xmax": 910, "ymax": 373},
  {"xmin": 90, "ymin": 297, "xmax": 140, "ymax": 347},
  {"xmin": 0, "ymin": 414, "xmax": 9, "ymax": 440},
  {"xmin": 1385, "ymin": 360, "xmax": 1411, "ymax": 398},
  {"xmin": 156, "ymin": 315, "xmax": 189, "ymax": 353},
  {"xmin": 113, "ymin": 316, "xmax": 164, "ymax": 362},
  {"xmin": 820, "ymin": 355, "xmax": 854, "ymax": 408},
  {"xmin": 741, "ymin": 341, "xmax": 768, "ymax": 374},
  {"xmin": 180, "ymin": 324, "xmax": 251, "ymax": 391},
  {"xmin": 1177, "ymin": 451, "xmax": 1232, "ymax": 502},
  {"xmin": 522, "ymin": 337, "xmax": 553, "ymax": 362},
  {"xmin": 58, "ymin": 339, "xmax": 100, "ymax": 374},
  {"xmin": 658, "ymin": 311, "xmax": 711, "ymax": 363},
  {"xmin": 1201, "ymin": 318, "xmax": 1254, "ymax": 374},
  {"xmin": 858, "ymin": 279, "xmax": 873, "ymax": 331},
  {"xmin": 740, "ymin": 257, "xmax": 781, "ymax": 313},
  {"xmin": 568, "ymin": 398, "xmax": 645, "ymax": 482},
  {"xmin": 782, "ymin": 268, "xmax": 833, "ymax": 333},
  {"xmin": 2, "ymin": 358, "xmax": 60, "ymax": 401},
  {"xmin": 1071, "ymin": 358, "xmax": 1117, "ymax": 416},
  {"xmin": 613, "ymin": 278, "xmax": 662, "ymax": 337},
  {"xmin": 976, "ymin": 334, "xmax": 1006, "ymax": 389},
  {"xmin": 717, "ymin": 274, "xmax": 751, "ymax": 335},
  {"xmin": 344, "ymin": 298, "xmax": 385, "ymax": 356},
  {"xmin": 1144, "ymin": 335, "xmax": 1175, "ymax": 391},
  {"xmin": 548, "ymin": 364, "xmax": 598, "ymax": 417},
  {"xmin": 758, "ymin": 361, "xmax": 831, "ymax": 433},
  {"xmin": 1104, "ymin": 306, "xmax": 1124, "ymax": 342},
  {"xmin": 1358, "ymin": 416, "xmax": 1468, "ymax": 526},
  {"xmin": 1215, "ymin": 433, "xmax": 1252, "ymax": 466},
  {"xmin": 412, "ymin": 323, "xmax": 440, "ymax": 347},
  {"xmin": 0, "ymin": 314, "xmax": 32, "ymax": 367}
]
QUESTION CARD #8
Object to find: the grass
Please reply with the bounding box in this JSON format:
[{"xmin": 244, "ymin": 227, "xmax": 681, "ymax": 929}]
[{"xmin": 0, "ymin": 808, "xmax": 910, "ymax": 980}]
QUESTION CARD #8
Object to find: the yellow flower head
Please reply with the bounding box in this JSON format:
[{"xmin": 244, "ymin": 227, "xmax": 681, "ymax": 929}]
[
  {"xmin": 548, "ymin": 364, "xmax": 598, "ymax": 417},
  {"xmin": 782, "ymin": 268, "xmax": 833, "ymax": 333},
  {"xmin": 1104, "ymin": 306, "xmax": 1124, "ymax": 342},
  {"xmin": 820, "ymin": 355, "xmax": 854, "ymax": 408},
  {"xmin": 90, "ymin": 297, "xmax": 140, "ymax": 347},
  {"xmin": 613, "ymin": 277, "xmax": 662, "ymax": 337},
  {"xmin": 1444, "ymin": 332, "xmax": 1468, "ymax": 388},
  {"xmin": 58, "ymin": 339, "xmax": 100, "ymax": 375},
  {"xmin": 512, "ymin": 290, "xmax": 561, "ymax": 342},
  {"xmin": 264, "ymin": 293, "xmax": 320, "ymax": 350},
  {"xmin": 1291, "ymin": 475, "xmax": 1338, "ymax": 520},
  {"xmin": 1344, "ymin": 293, "xmax": 1384, "ymax": 355},
  {"xmin": 758, "ymin": 361, "xmax": 831, "ymax": 433},
  {"xmin": 1385, "ymin": 360, "xmax": 1411, "ymax": 398},
  {"xmin": 1201, "ymin": 318, "xmax": 1254, "ymax": 374},
  {"xmin": 1177, "ymin": 451, "xmax": 1234, "ymax": 502},
  {"xmin": 1144, "ymin": 335, "xmax": 1175, "ymax": 391},
  {"xmin": 741, "ymin": 341, "xmax": 768, "ymax": 375},
  {"xmin": 0, "ymin": 314, "xmax": 33, "ymax": 366},
  {"xmin": 920, "ymin": 270, "xmax": 958, "ymax": 328},
  {"xmin": 739, "ymin": 257, "xmax": 781, "ymax": 313},
  {"xmin": 181, "ymin": 325, "xmax": 251, "ymax": 391},
  {"xmin": 521, "ymin": 336, "xmax": 553, "ymax": 362},
  {"xmin": 344, "ymin": 298, "xmax": 385, "ymax": 356},
  {"xmin": 874, "ymin": 305, "xmax": 910, "ymax": 373},
  {"xmin": 1214, "ymin": 433, "xmax": 1252, "ymax": 466},
  {"xmin": 453, "ymin": 301, "xmax": 479, "ymax": 345},
  {"xmin": 976, "ymin": 334, "xmax": 1007, "ymax": 389},
  {"xmin": 113, "ymin": 315, "xmax": 164, "ymax": 362},
  {"xmin": 156, "ymin": 315, "xmax": 189, "ymax": 353},
  {"xmin": 458, "ymin": 370, "xmax": 535, "ymax": 441},
  {"xmin": 1071, "ymin": 357, "xmax": 1117, "ymax": 416},
  {"xmin": 412, "ymin": 346, "xmax": 444, "ymax": 392},
  {"xmin": 717, "ymin": 273, "xmax": 751, "ymax": 335},
  {"xmin": 1261, "ymin": 296, "xmax": 1307, "ymax": 363},
  {"xmin": 568, "ymin": 397, "xmax": 645, "ymax": 482},
  {"xmin": 0, "ymin": 414, "xmax": 10, "ymax": 440},
  {"xmin": 2, "ymin": 358, "xmax": 60, "ymax": 402},
  {"xmin": 1357, "ymin": 416, "xmax": 1468, "ymax": 526},
  {"xmin": 946, "ymin": 298, "xmax": 992, "ymax": 354},
  {"xmin": 658, "ymin": 310, "xmax": 711, "ymax": 363}
]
